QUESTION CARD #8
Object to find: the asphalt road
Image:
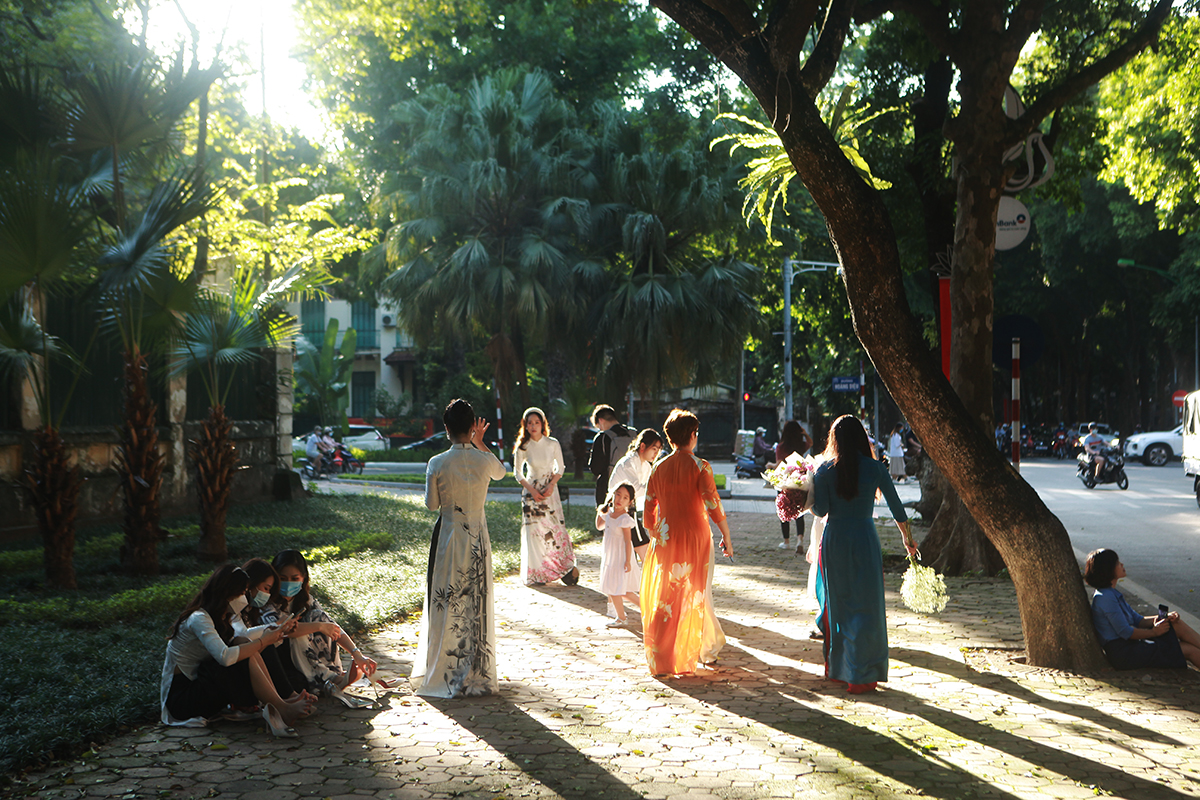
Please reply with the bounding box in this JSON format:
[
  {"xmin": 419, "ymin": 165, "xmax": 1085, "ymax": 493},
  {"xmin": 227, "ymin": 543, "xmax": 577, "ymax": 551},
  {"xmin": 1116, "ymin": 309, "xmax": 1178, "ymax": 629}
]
[{"xmin": 1019, "ymin": 458, "xmax": 1200, "ymax": 620}]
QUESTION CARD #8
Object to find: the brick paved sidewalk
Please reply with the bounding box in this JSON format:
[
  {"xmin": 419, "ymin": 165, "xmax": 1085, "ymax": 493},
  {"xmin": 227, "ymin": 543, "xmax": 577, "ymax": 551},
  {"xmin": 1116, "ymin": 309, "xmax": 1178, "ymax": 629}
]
[{"xmin": 12, "ymin": 511, "xmax": 1200, "ymax": 800}]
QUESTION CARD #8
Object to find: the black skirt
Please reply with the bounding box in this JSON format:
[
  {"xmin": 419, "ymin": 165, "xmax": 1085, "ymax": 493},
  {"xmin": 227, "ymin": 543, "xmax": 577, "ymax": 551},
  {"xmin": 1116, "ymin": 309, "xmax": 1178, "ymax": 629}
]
[
  {"xmin": 166, "ymin": 657, "xmax": 256, "ymax": 720},
  {"xmin": 1102, "ymin": 627, "xmax": 1187, "ymax": 670}
]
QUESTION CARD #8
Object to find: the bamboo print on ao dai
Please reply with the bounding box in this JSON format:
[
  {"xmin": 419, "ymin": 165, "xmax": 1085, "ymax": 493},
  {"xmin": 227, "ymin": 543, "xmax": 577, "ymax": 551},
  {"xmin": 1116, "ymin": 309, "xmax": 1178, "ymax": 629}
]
[
  {"xmin": 412, "ymin": 443, "xmax": 506, "ymax": 698},
  {"xmin": 515, "ymin": 435, "xmax": 576, "ymax": 584}
]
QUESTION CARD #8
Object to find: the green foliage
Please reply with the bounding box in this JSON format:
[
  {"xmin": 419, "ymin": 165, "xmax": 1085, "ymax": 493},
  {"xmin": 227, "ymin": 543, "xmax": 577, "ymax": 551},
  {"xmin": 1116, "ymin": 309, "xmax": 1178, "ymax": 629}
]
[
  {"xmin": 711, "ymin": 91, "xmax": 893, "ymax": 245},
  {"xmin": 1100, "ymin": 15, "xmax": 1200, "ymax": 232},
  {"xmin": 171, "ymin": 264, "xmax": 313, "ymax": 407},
  {"xmin": 294, "ymin": 318, "xmax": 358, "ymax": 430},
  {"xmin": 0, "ymin": 532, "xmax": 124, "ymax": 573}
]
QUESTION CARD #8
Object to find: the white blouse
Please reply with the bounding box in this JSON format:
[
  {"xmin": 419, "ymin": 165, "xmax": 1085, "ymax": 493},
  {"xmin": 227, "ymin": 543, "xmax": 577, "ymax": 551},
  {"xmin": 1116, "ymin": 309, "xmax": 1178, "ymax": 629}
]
[
  {"xmin": 514, "ymin": 435, "xmax": 564, "ymax": 483},
  {"xmin": 159, "ymin": 610, "xmax": 250, "ymax": 726},
  {"xmin": 609, "ymin": 451, "xmax": 652, "ymax": 512}
]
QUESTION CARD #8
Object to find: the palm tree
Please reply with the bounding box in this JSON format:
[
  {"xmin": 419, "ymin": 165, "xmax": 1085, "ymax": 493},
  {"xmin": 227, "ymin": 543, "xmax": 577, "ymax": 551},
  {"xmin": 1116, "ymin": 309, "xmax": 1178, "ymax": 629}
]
[
  {"xmin": 580, "ymin": 124, "xmax": 759, "ymax": 401},
  {"xmin": 66, "ymin": 57, "xmax": 216, "ymax": 576},
  {"xmin": 379, "ymin": 70, "xmax": 591, "ymax": 409},
  {"xmin": 96, "ymin": 170, "xmax": 217, "ymax": 575},
  {"xmin": 172, "ymin": 265, "xmax": 311, "ymax": 561},
  {"xmin": 294, "ymin": 319, "xmax": 357, "ymax": 431},
  {"xmin": 0, "ymin": 148, "xmax": 96, "ymax": 590}
]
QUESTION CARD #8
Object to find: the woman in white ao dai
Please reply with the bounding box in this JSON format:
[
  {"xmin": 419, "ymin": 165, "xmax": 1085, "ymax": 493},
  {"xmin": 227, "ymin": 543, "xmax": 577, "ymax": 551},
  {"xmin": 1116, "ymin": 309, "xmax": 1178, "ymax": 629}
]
[{"xmin": 514, "ymin": 408, "xmax": 578, "ymax": 586}]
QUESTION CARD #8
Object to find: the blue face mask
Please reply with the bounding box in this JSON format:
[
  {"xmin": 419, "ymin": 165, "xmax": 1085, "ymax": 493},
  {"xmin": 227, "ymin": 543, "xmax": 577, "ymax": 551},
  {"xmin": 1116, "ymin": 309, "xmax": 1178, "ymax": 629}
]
[
  {"xmin": 250, "ymin": 590, "xmax": 271, "ymax": 608},
  {"xmin": 279, "ymin": 580, "xmax": 302, "ymax": 598}
]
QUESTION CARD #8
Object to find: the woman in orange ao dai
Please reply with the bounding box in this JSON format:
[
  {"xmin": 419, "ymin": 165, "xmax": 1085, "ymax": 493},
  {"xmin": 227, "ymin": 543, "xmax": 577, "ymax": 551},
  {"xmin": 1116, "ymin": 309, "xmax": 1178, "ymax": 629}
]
[{"xmin": 641, "ymin": 409, "xmax": 734, "ymax": 675}]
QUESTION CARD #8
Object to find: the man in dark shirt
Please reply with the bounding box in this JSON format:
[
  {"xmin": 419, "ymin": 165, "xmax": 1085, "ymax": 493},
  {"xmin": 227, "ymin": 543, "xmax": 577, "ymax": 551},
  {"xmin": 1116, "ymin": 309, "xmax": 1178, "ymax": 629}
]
[{"xmin": 588, "ymin": 404, "xmax": 633, "ymax": 504}]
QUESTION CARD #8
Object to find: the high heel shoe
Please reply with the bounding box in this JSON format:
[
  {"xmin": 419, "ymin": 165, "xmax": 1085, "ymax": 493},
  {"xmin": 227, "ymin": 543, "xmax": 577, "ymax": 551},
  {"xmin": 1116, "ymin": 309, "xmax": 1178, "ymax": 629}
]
[
  {"xmin": 262, "ymin": 705, "xmax": 298, "ymax": 738},
  {"xmin": 325, "ymin": 678, "xmax": 372, "ymax": 708}
]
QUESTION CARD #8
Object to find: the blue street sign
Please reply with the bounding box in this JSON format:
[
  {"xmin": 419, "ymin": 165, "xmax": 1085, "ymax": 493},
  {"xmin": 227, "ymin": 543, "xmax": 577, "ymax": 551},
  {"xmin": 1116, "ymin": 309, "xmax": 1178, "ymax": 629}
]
[{"xmin": 832, "ymin": 377, "xmax": 860, "ymax": 393}]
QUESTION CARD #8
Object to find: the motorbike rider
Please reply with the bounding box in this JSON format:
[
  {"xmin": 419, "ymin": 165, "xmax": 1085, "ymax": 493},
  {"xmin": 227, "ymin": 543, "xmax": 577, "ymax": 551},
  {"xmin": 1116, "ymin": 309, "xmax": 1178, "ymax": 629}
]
[
  {"xmin": 1082, "ymin": 423, "xmax": 1107, "ymax": 480},
  {"xmin": 752, "ymin": 426, "xmax": 774, "ymax": 467},
  {"xmin": 305, "ymin": 425, "xmax": 325, "ymax": 475}
]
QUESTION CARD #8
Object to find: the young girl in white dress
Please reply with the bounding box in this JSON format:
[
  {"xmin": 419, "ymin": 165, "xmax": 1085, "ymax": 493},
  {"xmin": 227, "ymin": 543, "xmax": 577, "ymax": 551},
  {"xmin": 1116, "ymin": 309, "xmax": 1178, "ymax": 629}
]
[
  {"xmin": 595, "ymin": 482, "xmax": 638, "ymax": 627},
  {"xmin": 514, "ymin": 407, "xmax": 579, "ymax": 586},
  {"xmin": 607, "ymin": 429, "xmax": 663, "ymax": 565}
]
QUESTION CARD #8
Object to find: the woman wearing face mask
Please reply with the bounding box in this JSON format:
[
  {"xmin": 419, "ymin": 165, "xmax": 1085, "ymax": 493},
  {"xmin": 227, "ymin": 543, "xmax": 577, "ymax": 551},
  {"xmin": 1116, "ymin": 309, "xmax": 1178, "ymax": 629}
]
[
  {"xmin": 266, "ymin": 550, "xmax": 377, "ymax": 702},
  {"xmin": 233, "ymin": 558, "xmax": 315, "ymax": 705},
  {"xmin": 161, "ymin": 565, "xmax": 309, "ymax": 737}
]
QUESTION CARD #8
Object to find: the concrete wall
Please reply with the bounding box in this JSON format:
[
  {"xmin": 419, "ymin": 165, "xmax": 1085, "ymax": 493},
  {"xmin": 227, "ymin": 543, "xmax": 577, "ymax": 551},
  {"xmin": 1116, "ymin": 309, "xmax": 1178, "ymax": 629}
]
[{"xmin": 0, "ymin": 358, "xmax": 290, "ymax": 536}]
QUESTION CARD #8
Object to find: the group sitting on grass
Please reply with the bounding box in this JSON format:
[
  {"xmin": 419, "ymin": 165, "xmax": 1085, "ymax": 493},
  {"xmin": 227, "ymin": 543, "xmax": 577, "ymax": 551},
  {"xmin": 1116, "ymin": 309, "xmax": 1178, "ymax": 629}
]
[{"xmin": 162, "ymin": 550, "xmax": 378, "ymax": 738}]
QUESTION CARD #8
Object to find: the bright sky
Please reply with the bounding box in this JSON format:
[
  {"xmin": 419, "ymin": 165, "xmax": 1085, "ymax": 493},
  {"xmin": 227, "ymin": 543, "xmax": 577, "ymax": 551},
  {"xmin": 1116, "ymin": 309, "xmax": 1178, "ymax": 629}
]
[{"xmin": 141, "ymin": 0, "xmax": 328, "ymax": 143}]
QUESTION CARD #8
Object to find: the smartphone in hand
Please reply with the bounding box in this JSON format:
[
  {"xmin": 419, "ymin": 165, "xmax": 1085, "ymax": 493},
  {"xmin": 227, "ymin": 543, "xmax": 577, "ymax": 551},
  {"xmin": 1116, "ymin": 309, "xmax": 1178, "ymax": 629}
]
[{"xmin": 1156, "ymin": 604, "xmax": 1169, "ymax": 623}]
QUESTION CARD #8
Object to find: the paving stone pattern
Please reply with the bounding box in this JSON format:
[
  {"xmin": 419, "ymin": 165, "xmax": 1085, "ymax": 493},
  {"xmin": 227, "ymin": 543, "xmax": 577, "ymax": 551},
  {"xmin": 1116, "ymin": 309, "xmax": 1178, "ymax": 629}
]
[{"xmin": 12, "ymin": 511, "xmax": 1200, "ymax": 800}]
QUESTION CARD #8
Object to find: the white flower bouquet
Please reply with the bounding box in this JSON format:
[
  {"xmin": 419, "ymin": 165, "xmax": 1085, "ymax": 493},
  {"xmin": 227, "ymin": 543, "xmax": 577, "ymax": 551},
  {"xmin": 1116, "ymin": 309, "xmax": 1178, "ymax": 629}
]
[
  {"xmin": 900, "ymin": 553, "xmax": 948, "ymax": 614},
  {"xmin": 762, "ymin": 454, "xmax": 817, "ymax": 523}
]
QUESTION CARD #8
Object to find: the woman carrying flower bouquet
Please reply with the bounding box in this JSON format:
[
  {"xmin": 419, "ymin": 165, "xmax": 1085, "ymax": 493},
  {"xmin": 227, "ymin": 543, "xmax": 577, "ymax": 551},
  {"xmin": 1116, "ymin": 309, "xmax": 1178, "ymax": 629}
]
[
  {"xmin": 768, "ymin": 420, "xmax": 812, "ymax": 553},
  {"xmin": 812, "ymin": 415, "xmax": 917, "ymax": 694},
  {"xmin": 641, "ymin": 409, "xmax": 733, "ymax": 676}
]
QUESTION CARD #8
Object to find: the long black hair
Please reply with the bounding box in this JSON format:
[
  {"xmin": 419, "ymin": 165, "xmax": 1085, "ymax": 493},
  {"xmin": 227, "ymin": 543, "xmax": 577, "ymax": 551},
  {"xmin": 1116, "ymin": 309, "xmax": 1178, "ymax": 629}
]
[
  {"xmin": 241, "ymin": 557, "xmax": 279, "ymax": 626},
  {"xmin": 777, "ymin": 420, "xmax": 811, "ymax": 461},
  {"xmin": 169, "ymin": 565, "xmax": 249, "ymax": 643},
  {"xmin": 823, "ymin": 414, "xmax": 874, "ymax": 501},
  {"xmin": 272, "ymin": 549, "xmax": 313, "ymax": 615}
]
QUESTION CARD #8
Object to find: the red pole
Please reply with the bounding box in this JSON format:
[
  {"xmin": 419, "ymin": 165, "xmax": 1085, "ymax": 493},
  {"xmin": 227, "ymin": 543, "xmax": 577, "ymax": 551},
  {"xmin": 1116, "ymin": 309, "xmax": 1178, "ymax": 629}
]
[
  {"xmin": 1011, "ymin": 338, "xmax": 1021, "ymax": 473},
  {"xmin": 939, "ymin": 276, "xmax": 951, "ymax": 379}
]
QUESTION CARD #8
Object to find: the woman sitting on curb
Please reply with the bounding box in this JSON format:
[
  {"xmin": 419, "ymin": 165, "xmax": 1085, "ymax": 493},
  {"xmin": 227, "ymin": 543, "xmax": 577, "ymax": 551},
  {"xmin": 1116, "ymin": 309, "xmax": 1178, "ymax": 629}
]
[{"xmin": 1085, "ymin": 548, "xmax": 1200, "ymax": 670}]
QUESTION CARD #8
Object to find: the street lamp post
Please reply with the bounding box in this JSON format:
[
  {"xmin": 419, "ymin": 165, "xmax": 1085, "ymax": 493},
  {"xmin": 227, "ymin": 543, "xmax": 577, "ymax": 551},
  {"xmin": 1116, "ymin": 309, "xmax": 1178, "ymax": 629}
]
[
  {"xmin": 1117, "ymin": 259, "xmax": 1198, "ymax": 392},
  {"xmin": 782, "ymin": 256, "xmax": 841, "ymax": 421}
]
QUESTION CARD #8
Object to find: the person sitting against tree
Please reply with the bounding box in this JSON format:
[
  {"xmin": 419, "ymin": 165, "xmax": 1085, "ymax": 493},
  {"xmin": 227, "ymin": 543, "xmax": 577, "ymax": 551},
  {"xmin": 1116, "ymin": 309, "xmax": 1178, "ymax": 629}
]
[
  {"xmin": 1085, "ymin": 548, "xmax": 1200, "ymax": 671},
  {"xmin": 1081, "ymin": 423, "xmax": 1107, "ymax": 480}
]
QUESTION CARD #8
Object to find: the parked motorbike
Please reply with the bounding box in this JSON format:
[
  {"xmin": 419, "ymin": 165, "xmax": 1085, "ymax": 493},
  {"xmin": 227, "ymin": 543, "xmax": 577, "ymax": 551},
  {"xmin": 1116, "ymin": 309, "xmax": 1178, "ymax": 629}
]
[
  {"xmin": 734, "ymin": 452, "xmax": 763, "ymax": 479},
  {"xmin": 1076, "ymin": 445, "xmax": 1128, "ymax": 490},
  {"xmin": 330, "ymin": 443, "xmax": 365, "ymax": 475}
]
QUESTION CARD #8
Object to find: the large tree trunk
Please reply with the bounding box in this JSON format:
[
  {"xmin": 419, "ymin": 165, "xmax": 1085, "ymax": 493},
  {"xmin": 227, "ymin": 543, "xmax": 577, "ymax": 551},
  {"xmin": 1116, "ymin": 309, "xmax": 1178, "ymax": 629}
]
[
  {"xmin": 650, "ymin": 0, "xmax": 1107, "ymax": 672},
  {"xmin": 193, "ymin": 405, "xmax": 236, "ymax": 561},
  {"xmin": 118, "ymin": 346, "xmax": 164, "ymax": 575},
  {"xmin": 25, "ymin": 426, "xmax": 81, "ymax": 589},
  {"xmin": 901, "ymin": 54, "xmax": 1000, "ymax": 574}
]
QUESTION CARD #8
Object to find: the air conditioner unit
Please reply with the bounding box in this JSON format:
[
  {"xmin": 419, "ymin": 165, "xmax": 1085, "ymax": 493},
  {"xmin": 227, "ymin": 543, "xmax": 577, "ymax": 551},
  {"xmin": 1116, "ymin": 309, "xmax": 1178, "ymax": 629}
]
[{"xmin": 381, "ymin": 314, "xmax": 395, "ymax": 328}]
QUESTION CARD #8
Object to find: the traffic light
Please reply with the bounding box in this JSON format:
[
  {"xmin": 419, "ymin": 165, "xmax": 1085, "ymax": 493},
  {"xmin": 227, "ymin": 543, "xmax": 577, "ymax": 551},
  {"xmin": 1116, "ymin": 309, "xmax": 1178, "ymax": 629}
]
[{"xmin": 743, "ymin": 392, "xmax": 751, "ymax": 403}]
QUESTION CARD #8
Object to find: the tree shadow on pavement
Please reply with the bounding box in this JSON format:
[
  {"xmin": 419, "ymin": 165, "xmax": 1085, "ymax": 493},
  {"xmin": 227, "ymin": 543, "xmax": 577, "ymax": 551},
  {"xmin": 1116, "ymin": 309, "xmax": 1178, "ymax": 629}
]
[
  {"xmin": 424, "ymin": 694, "xmax": 644, "ymax": 800},
  {"xmin": 890, "ymin": 646, "xmax": 1191, "ymax": 747},
  {"xmin": 667, "ymin": 641, "xmax": 1195, "ymax": 800}
]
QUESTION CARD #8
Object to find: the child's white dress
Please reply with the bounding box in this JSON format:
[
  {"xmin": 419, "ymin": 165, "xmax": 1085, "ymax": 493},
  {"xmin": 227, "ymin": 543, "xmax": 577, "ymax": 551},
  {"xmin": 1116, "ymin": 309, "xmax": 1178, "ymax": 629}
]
[{"xmin": 599, "ymin": 510, "xmax": 638, "ymax": 596}]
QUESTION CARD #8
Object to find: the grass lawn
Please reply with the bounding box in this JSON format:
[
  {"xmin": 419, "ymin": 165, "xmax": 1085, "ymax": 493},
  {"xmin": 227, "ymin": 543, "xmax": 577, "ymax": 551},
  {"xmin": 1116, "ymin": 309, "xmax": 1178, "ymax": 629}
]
[
  {"xmin": 337, "ymin": 471, "xmax": 729, "ymax": 490},
  {"xmin": 0, "ymin": 492, "xmax": 597, "ymax": 776}
]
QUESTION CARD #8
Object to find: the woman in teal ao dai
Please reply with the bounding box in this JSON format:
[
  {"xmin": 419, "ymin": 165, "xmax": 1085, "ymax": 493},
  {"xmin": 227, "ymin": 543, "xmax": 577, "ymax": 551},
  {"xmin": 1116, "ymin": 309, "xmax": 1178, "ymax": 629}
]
[{"xmin": 812, "ymin": 415, "xmax": 917, "ymax": 694}]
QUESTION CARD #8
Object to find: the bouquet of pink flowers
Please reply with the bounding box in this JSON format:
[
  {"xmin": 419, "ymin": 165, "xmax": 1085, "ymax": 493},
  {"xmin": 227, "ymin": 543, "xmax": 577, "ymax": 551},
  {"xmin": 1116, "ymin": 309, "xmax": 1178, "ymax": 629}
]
[{"xmin": 762, "ymin": 454, "xmax": 817, "ymax": 522}]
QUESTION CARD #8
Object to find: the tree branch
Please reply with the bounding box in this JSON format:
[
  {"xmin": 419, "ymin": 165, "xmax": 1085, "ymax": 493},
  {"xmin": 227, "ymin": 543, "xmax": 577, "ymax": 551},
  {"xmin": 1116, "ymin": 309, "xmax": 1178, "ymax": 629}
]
[
  {"xmin": 799, "ymin": 0, "xmax": 855, "ymax": 97},
  {"xmin": 696, "ymin": 0, "xmax": 759, "ymax": 38},
  {"xmin": 651, "ymin": 0, "xmax": 771, "ymax": 90},
  {"xmin": 1005, "ymin": 0, "xmax": 1046, "ymax": 51},
  {"xmin": 764, "ymin": 0, "xmax": 820, "ymax": 73},
  {"xmin": 1013, "ymin": 0, "xmax": 1175, "ymax": 144}
]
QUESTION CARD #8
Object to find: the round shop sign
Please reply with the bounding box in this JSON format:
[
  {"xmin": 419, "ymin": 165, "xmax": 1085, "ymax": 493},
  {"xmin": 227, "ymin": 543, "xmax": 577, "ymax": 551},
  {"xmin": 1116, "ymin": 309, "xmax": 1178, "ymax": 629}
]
[{"xmin": 995, "ymin": 195, "xmax": 1031, "ymax": 250}]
